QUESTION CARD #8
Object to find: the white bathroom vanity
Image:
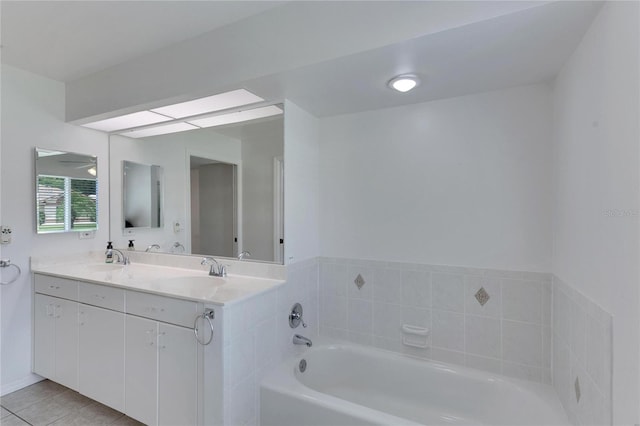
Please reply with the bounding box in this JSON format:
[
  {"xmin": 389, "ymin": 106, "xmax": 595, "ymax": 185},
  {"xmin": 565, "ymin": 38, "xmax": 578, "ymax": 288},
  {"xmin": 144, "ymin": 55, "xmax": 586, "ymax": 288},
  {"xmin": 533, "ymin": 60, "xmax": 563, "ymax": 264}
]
[{"xmin": 31, "ymin": 252, "xmax": 285, "ymax": 426}]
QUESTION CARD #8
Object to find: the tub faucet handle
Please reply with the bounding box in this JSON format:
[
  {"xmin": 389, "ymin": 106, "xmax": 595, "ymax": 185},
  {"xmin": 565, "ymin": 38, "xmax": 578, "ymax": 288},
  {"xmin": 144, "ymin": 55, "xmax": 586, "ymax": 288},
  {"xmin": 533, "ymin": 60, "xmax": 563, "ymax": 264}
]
[{"xmin": 289, "ymin": 303, "xmax": 307, "ymax": 328}]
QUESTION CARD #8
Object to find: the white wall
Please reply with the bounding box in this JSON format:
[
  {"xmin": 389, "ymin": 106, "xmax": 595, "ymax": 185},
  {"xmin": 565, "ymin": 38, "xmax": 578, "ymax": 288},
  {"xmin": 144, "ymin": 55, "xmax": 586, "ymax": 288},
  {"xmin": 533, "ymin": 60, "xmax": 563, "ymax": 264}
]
[
  {"xmin": 109, "ymin": 130, "xmax": 241, "ymax": 253},
  {"xmin": 319, "ymin": 84, "xmax": 553, "ymax": 272},
  {"xmin": 0, "ymin": 65, "xmax": 109, "ymax": 394},
  {"xmin": 283, "ymin": 101, "xmax": 320, "ymax": 264},
  {"xmin": 241, "ymin": 119, "xmax": 284, "ymax": 262},
  {"xmin": 552, "ymin": 2, "xmax": 640, "ymax": 424}
]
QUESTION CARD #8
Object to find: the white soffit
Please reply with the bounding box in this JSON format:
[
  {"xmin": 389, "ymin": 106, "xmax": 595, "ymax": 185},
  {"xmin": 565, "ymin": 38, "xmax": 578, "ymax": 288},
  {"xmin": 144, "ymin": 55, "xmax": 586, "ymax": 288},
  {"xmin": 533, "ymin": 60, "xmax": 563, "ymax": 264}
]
[
  {"xmin": 119, "ymin": 122, "xmax": 199, "ymax": 139},
  {"xmin": 187, "ymin": 105, "xmax": 283, "ymax": 128},
  {"xmin": 150, "ymin": 89, "xmax": 264, "ymax": 119},
  {"xmin": 81, "ymin": 111, "xmax": 172, "ymax": 132}
]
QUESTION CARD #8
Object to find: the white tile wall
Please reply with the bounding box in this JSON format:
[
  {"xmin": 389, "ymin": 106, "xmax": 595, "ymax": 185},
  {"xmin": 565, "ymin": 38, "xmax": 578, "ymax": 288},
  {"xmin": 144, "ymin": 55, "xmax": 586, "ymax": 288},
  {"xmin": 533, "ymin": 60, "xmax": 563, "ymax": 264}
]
[
  {"xmin": 222, "ymin": 258, "xmax": 319, "ymax": 426},
  {"xmin": 552, "ymin": 276, "xmax": 612, "ymax": 426},
  {"xmin": 318, "ymin": 257, "xmax": 552, "ymax": 384}
]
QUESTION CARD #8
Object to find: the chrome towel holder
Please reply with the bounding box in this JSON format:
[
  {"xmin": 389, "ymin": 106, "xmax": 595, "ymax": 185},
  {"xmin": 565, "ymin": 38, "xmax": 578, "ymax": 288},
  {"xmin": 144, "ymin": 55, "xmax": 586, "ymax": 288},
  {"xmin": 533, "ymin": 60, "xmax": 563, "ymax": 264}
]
[
  {"xmin": 0, "ymin": 259, "xmax": 21, "ymax": 285},
  {"xmin": 193, "ymin": 309, "xmax": 215, "ymax": 345}
]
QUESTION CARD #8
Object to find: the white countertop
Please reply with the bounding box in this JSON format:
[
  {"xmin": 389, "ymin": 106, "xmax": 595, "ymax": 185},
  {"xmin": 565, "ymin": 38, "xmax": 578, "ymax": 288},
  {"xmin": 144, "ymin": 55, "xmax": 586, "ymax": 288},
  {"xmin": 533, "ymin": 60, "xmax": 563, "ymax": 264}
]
[{"xmin": 32, "ymin": 259, "xmax": 285, "ymax": 306}]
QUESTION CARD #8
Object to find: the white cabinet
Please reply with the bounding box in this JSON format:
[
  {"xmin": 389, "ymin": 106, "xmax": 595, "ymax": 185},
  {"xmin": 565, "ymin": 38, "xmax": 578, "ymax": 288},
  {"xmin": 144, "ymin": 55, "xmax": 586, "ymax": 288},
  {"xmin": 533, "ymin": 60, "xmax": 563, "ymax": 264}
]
[
  {"xmin": 158, "ymin": 322, "xmax": 198, "ymax": 426},
  {"xmin": 125, "ymin": 315, "xmax": 198, "ymax": 426},
  {"xmin": 125, "ymin": 315, "xmax": 158, "ymax": 425},
  {"xmin": 33, "ymin": 274, "xmax": 203, "ymax": 425},
  {"xmin": 55, "ymin": 297, "xmax": 80, "ymax": 390},
  {"xmin": 78, "ymin": 304, "xmax": 125, "ymax": 412},
  {"xmin": 33, "ymin": 293, "xmax": 79, "ymax": 390},
  {"xmin": 33, "ymin": 294, "xmax": 56, "ymax": 379}
]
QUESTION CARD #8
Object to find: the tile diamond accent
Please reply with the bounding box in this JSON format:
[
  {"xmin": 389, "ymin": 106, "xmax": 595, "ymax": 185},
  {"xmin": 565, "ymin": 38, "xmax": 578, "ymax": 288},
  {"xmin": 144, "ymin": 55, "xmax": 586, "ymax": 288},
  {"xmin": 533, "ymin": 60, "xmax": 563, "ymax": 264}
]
[
  {"xmin": 354, "ymin": 274, "xmax": 366, "ymax": 290},
  {"xmin": 575, "ymin": 377, "xmax": 581, "ymax": 403},
  {"xmin": 474, "ymin": 287, "xmax": 490, "ymax": 306}
]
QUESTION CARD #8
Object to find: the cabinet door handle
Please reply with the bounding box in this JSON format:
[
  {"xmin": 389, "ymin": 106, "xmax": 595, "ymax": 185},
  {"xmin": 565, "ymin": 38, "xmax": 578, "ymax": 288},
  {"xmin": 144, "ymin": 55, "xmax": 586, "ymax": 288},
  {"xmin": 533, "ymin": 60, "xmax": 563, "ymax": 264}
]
[
  {"xmin": 145, "ymin": 329, "xmax": 155, "ymax": 346},
  {"xmin": 158, "ymin": 331, "xmax": 166, "ymax": 349},
  {"xmin": 94, "ymin": 294, "xmax": 105, "ymax": 300},
  {"xmin": 45, "ymin": 303, "xmax": 52, "ymax": 317},
  {"xmin": 54, "ymin": 304, "xmax": 61, "ymax": 318},
  {"xmin": 49, "ymin": 285, "xmax": 60, "ymax": 290}
]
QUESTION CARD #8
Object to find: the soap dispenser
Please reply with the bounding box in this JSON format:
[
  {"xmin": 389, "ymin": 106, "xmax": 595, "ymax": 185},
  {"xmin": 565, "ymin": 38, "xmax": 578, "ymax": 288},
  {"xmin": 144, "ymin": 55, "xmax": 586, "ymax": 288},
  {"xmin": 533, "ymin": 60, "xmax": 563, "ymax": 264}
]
[
  {"xmin": 105, "ymin": 241, "xmax": 114, "ymax": 263},
  {"xmin": 128, "ymin": 240, "xmax": 135, "ymax": 251}
]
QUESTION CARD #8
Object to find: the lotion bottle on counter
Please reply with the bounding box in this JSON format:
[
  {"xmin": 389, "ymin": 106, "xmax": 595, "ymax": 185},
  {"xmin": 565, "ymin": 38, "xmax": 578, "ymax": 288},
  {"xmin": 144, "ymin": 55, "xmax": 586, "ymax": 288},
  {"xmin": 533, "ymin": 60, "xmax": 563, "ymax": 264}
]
[{"xmin": 106, "ymin": 241, "xmax": 114, "ymax": 263}]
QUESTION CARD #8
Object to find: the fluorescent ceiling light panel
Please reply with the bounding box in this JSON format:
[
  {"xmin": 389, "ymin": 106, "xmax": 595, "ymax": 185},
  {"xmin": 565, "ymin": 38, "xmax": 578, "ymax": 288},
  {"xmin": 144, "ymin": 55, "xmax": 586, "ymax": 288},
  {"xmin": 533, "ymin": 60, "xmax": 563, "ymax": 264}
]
[
  {"xmin": 188, "ymin": 105, "xmax": 283, "ymax": 128},
  {"xmin": 81, "ymin": 111, "xmax": 173, "ymax": 132},
  {"xmin": 119, "ymin": 122, "xmax": 200, "ymax": 139},
  {"xmin": 150, "ymin": 89, "xmax": 264, "ymax": 119}
]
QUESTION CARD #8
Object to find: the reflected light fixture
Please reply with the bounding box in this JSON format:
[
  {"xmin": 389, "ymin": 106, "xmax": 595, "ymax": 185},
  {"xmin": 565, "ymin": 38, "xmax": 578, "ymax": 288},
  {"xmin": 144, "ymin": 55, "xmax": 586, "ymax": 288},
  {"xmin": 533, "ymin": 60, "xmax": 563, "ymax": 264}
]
[
  {"xmin": 187, "ymin": 105, "xmax": 283, "ymax": 128},
  {"xmin": 388, "ymin": 74, "xmax": 420, "ymax": 93},
  {"xmin": 120, "ymin": 122, "xmax": 199, "ymax": 139},
  {"xmin": 82, "ymin": 111, "xmax": 173, "ymax": 132}
]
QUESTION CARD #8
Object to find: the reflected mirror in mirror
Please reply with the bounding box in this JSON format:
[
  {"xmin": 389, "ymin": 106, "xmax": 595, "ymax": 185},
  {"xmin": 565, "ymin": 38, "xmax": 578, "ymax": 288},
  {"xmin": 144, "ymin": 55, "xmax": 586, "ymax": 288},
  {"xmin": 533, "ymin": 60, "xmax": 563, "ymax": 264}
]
[
  {"xmin": 122, "ymin": 160, "xmax": 163, "ymax": 229},
  {"xmin": 35, "ymin": 148, "xmax": 98, "ymax": 234},
  {"xmin": 109, "ymin": 114, "xmax": 283, "ymax": 263}
]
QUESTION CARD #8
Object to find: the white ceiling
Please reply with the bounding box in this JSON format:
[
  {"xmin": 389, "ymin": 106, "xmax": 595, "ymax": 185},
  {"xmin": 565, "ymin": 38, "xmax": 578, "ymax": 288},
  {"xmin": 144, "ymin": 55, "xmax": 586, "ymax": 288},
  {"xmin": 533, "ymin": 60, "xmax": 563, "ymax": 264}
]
[
  {"xmin": 245, "ymin": 1, "xmax": 603, "ymax": 116},
  {"xmin": 1, "ymin": 1, "xmax": 603, "ymax": 119},
  {"xmin": 0, "ymin": 1, "xmax": 285, "ymax": 82}
]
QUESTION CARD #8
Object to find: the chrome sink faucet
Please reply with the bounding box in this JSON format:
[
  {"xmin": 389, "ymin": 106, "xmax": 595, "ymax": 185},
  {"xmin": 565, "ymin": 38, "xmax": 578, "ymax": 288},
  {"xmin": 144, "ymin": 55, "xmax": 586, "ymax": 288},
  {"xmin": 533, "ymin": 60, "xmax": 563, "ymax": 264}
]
[
  {"xmin": 201, "ymin": 257, "xmax": 227, "ymax": 277},
  {"xmin": 112, "ymin": 249, "xmax": 130, "ymax": 265},
  {"xmin": 237, "ymin": 251, "xmax": 251, "ymax": 261},
  {"xmin": 145, "ymin": 244, "xmax": 160, "ymax": 252}
]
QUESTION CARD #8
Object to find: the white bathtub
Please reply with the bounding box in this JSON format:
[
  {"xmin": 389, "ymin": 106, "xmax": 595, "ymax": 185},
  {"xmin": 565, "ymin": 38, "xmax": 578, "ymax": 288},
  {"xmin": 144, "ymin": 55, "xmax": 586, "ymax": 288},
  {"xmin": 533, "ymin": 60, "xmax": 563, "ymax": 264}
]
[{"xmin": 260, "ymin": 340, "xmax": 569, "ymax": 426}]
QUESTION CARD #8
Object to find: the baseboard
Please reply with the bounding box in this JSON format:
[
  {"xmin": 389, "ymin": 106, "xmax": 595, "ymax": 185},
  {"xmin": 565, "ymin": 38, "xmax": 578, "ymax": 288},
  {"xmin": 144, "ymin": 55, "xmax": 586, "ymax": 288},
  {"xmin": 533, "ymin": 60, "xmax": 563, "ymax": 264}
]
[{"xmin": 1, "ymin": 373, "xmax": 44, "ymax": 396}]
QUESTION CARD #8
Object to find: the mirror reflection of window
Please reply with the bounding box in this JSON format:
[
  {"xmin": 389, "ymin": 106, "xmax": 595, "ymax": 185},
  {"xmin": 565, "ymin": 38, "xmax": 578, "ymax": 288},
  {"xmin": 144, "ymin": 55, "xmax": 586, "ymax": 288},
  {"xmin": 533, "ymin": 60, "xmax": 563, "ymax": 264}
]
[{"xmin": 35, "ymin": 149, "xmax": 98, "ymax": 234}]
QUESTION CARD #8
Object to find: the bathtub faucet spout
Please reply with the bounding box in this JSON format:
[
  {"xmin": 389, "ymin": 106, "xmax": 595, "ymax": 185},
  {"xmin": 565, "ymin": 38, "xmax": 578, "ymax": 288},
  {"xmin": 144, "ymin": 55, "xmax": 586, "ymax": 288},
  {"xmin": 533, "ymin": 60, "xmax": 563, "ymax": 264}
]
[{"xmin": 293, "ymin": 334, "xmax": 312, "ymax": 347}]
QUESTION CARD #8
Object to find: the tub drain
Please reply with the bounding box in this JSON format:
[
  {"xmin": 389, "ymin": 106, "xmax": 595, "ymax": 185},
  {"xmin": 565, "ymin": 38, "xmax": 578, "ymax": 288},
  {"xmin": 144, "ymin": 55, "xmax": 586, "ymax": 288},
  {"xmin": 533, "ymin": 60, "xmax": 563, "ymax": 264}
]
[{"xmin": 299, "ymin": 359, "xmax": 307, "ymax": 373}]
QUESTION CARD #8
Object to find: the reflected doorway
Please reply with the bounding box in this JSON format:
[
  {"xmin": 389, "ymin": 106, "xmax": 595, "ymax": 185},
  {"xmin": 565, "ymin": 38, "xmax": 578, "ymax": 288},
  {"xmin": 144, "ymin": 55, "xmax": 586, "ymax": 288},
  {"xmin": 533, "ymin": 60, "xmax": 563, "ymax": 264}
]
[{"xmin": 190, "ymin": 156, "xmax": 237, "ymax": 257}]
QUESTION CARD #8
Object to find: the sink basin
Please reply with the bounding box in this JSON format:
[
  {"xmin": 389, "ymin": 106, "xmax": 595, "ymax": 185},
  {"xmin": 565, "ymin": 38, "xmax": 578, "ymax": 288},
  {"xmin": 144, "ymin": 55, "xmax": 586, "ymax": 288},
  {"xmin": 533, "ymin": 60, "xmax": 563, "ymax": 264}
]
[
  {"xmin": 154, "ymin": 276, "xmax": 226, "ymax": 286},
  {"xmin": 84, "ymin": 263, "xmax": 125, "ymax": 273}
]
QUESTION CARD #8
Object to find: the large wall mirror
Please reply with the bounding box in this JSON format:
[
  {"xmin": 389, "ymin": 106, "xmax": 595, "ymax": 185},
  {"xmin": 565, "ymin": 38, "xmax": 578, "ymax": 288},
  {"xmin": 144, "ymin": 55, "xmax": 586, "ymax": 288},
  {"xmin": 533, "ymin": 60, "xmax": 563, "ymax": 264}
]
[
  {"xmin": 109, "ymin": 115, "xmax": 284, "ymax": 263},
  {"xmin": 35, "ymin": 148, "xmax": 98, "ymax": 233}
]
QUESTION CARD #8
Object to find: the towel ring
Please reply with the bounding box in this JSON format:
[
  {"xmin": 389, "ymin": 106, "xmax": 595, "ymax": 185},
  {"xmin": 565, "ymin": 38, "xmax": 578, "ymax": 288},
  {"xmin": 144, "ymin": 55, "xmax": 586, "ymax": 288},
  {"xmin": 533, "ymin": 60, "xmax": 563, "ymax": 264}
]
[
  {"xmin": 0, "ymin": 261, "xmax": 21, "ymax": 285},
  {"xmin": 193, "ymin": 309, "xmax": 214, "ymax": 346}
]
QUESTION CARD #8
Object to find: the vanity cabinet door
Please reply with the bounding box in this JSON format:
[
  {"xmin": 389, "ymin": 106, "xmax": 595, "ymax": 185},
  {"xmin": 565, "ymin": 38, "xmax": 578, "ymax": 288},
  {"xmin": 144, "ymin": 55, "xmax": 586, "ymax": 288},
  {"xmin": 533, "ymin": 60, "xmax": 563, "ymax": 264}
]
[
  {"xmin": 158, "ymin": 322, "xmax": 197, "ymax": 426},
  {"xmin": 125, "ymin": 315, "xmax": 158, "ymax": 426},
  {"xmin": 79, "ymin": 304, "xmax": 125, "ymax": 412},
  {"xmin": 33, "ymin": 294, "xmax": 79, "ymax": 390},
  {"xmin": 33, "ymin": 294, "xmax": 55, "ymax": 379},
  {"xmin": 53, "ymin": 298, "xmax": 79, "ymax": 390}
]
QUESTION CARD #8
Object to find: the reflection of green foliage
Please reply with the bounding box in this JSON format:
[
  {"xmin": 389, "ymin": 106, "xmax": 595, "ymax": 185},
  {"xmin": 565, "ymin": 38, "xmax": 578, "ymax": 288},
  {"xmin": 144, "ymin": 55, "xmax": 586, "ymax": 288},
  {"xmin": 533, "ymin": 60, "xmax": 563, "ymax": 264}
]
[
  {"xmin": 38, "ymin": 176, "xmax": 64, "ymax": 190},
  {"xmin": 71, "ymin": 190, "xmax": 96, "ymax": 225},
  {"xmin": 72, "ymin": 179, "xmax": 96, "ymax": 196},
  {"xmin": 37, "ymin": 176, "xmax": 97, "ymax": 230}
]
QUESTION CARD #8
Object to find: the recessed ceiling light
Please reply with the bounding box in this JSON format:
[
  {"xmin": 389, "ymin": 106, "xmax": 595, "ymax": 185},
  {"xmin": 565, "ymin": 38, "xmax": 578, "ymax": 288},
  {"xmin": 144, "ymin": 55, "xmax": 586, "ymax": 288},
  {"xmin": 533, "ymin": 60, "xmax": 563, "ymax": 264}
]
[
  {"xmin": 150, "ymin": 89, "xmax": 264, "ymax": 119},
  {"xmin": 119, "ymin": 122, "xmax": 200, "ymax": 139},
  {"xmin": 187, "ymin": 105, "xmax": 283, "ymax": 128},
  {"xmin": 388, "ymin": 74, "xmax": 420, "ymax": 93},
  {"xmin": 82, "ymin": 111, "xmax": 172, "ymax": 132}
]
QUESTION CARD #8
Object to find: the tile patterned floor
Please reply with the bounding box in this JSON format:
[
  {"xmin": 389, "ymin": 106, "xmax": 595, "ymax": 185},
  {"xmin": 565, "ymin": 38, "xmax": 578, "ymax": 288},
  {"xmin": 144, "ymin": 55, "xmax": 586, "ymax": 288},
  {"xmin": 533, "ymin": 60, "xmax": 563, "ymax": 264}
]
[{"xmin": 0, "ymin": 380, "xmax": 144, "ymax": 426}]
